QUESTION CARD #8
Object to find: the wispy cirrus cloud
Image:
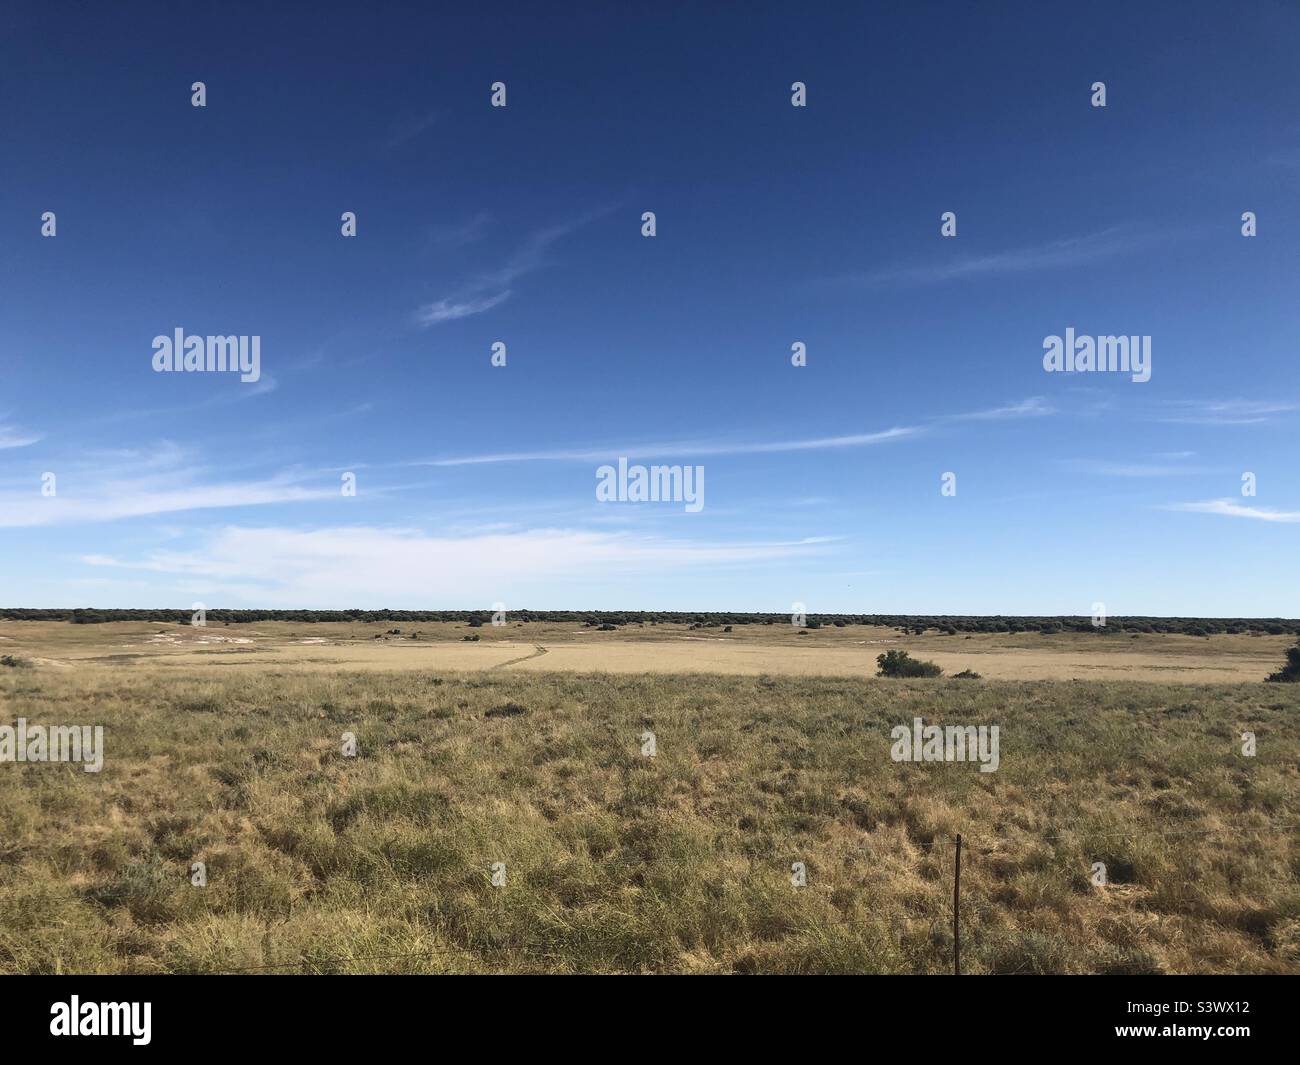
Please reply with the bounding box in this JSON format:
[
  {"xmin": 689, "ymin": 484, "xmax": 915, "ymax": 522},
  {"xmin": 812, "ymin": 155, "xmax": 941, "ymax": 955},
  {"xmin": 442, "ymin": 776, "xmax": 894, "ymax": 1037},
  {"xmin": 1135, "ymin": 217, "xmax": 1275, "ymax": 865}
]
[
  {"xmin": 1065, "ymin": 450, "xmax": 1212, "ymax": 478},
  {"xmin": 1166, "ymin": 499, "xmax": 1300, "ymax": 523},
  {"xmin": 78, "ymin": 371, "xmax": 278, "ymax": 429},
  {"xmin": 0, "ymin": 477, "xmax": 336, "ymax": 529},
  {"xmin": 384, "ymin": 110, "xmax": 439, "ymax": 150},
  {"xmin": 415, "ymin": 393, "xmax": 1055, "ymax": 467},
  {"xmin": 947, "ymin": 396, "xmax": 1056, "ymax": 421},
  {"xmin": 1067, "ymin": 459, "xmax": 1215, "ymax": 478},
  {"xmin": 425, "ymin": 210, "xmax": 493, "ymax": 249},
  {"xmin": 414, "ymin": 208, "xmax": 613, "ymax": 327},
  {"xmin": 0, "ymin": 445, "xmax": 336, "ymax": 528},
  {"xmin": 0, "ymin": 423, "xmax": 42, "ymax": 449},
  {"xmin": 1156, "ymin": 400, "xmax": 1299, "ymax": 426},
  {"xmin": 415, "ymin": 291, "xmax": 511, "ymax": 325},
  {"xmin": 828, "ymin": 226, "xmax": 1168, "ymax": 287},
  {"xmin": 81, "ymin": 525, "xmax": 832, "ymax": 606},
  {"xmin": 415, "ymin": 426, "xmax": 921, "ymax": 467}
]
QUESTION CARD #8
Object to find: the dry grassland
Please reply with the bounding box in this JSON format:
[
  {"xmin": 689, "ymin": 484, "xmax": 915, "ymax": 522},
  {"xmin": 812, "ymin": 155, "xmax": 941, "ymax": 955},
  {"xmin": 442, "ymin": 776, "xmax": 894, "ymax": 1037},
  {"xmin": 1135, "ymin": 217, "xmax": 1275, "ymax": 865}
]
[{"xmin": 0, "ymin": 621, "xmax": 1296, "ymax": 973}]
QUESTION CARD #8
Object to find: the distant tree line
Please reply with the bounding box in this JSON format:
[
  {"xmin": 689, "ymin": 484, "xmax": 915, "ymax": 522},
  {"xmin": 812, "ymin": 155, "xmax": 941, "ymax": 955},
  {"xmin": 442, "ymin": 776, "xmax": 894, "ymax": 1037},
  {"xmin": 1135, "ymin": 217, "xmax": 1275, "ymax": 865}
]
[{"xmin": 0, "ymin": 607, "xmax": 1297, "ymax": 636}]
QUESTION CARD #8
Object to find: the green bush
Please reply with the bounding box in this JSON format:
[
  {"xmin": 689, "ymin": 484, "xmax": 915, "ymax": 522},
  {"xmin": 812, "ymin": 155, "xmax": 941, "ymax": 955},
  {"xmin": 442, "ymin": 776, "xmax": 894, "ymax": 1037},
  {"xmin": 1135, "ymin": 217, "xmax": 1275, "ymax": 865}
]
[{"xmin": 876, "ymin": 650, "xmax": 942, "ymax": 678}]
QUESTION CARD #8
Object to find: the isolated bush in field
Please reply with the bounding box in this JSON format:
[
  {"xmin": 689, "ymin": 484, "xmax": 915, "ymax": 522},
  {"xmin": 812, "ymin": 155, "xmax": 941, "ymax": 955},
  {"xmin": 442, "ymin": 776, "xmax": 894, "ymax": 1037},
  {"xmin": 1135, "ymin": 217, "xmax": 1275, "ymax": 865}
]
[
  {"xmin": 953, "ymin": 669, "xmax": 982, "ymax": 680},
  {"xmin": 0, "ymin": 655, "xmax": 31, "ymax": 668},
  {"xmin": 876, "ymin": 650, "xmax": 943, "ymax": 678},
  {"xmin": 1266, "ymin": 641, "xmax": 1300, "ymax": 683}
]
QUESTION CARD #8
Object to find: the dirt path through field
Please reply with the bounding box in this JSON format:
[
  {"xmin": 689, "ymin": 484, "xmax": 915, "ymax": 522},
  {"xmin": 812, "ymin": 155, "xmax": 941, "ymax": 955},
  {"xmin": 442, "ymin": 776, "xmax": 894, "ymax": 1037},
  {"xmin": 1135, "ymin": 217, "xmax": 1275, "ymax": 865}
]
[{"xmin": 492, "ymin": 645, "xmax": 549, "ymax": 670}]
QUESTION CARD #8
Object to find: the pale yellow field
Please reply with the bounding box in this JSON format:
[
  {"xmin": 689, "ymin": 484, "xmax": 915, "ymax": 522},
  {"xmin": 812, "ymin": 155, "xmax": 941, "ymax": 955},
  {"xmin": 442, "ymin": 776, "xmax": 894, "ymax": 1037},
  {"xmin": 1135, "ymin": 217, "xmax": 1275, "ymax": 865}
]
[{"xmin": 0, "ymin": 619, "xmax": 1288, "ymax": 683}]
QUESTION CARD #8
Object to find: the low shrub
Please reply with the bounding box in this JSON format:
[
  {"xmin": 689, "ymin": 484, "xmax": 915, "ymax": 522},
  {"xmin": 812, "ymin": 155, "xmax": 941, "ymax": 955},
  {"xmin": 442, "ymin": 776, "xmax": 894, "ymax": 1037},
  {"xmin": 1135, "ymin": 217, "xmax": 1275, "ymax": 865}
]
[{"xmin": 876, "ymin": 650, "xmax": 943, "ymax": 678}]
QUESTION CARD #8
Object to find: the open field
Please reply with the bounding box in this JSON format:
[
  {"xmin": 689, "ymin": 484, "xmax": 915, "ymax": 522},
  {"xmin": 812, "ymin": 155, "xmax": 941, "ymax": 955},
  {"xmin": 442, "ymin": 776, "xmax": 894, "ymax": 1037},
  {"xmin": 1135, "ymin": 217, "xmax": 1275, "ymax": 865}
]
[
  {"xmin": 1, "ymin": 621, "xmax": 1297, "ymax": 974},
  {"xmin": 0, "ymin": 619, "xmax": 1292, "ymax": 683}
]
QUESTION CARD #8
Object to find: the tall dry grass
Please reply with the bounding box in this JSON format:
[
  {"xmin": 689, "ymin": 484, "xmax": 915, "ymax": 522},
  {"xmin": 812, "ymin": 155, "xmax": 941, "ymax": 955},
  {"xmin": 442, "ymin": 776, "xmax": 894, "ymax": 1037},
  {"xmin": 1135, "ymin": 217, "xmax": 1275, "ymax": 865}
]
[{"xmin": 0, "ymin": 663, "xmax": 1296, "ymax": 973}]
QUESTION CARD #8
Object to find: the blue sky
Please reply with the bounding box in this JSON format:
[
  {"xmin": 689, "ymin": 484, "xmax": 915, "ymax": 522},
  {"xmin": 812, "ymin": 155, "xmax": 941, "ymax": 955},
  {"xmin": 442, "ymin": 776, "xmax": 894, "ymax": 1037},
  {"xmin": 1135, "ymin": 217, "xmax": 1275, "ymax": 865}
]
[{"xmin": 1, "ymin": 2, "xmax": 1297, "ymax": 615}]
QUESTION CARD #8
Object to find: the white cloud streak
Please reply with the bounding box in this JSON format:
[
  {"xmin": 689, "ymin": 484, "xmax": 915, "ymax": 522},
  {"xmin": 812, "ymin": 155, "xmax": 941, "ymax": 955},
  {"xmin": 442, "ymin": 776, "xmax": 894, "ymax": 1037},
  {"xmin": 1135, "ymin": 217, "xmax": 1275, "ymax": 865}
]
[
  {"xmin": 416, "ymin": 393, "xmax": 1056, "ymax": 467},
  {"xmin": 414, "ymin": 209, "xmax": 613, "ymax": 327},
  {"xmin": 0, "ymin": 479, "xmax": 336, "ymax": 529},
  {"xmin": 0, "ymin": 445, "xmax": 335, "ymax": 528},
  {"xmin": 415, "ymin": 291, "xmax": 511, "ymax": 325},
  {"xmin": 831, "ymin": 227, "xmax": 1165, "ymax": 287},
  {"xmin": 1157, "ymin": 400, "xmax": 1299, "ymax": 426},
  {"xmin": 417, "ymin": 427, "xmax": 921, "ymax": 467},
  {"xmin": 82, "ymin": 526, "xmax": 831, "ymax": 605},
  {"xmin": 948, "ymin": 396, "xmax": 1056, "ymax": 421},
  {"xmin": 1167, "ymin": 499, "xmax": 1300, "ymax": 523},
  {"xmin": 0, "ymin": 423, "xmax": 42, "ymax": 449}
]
